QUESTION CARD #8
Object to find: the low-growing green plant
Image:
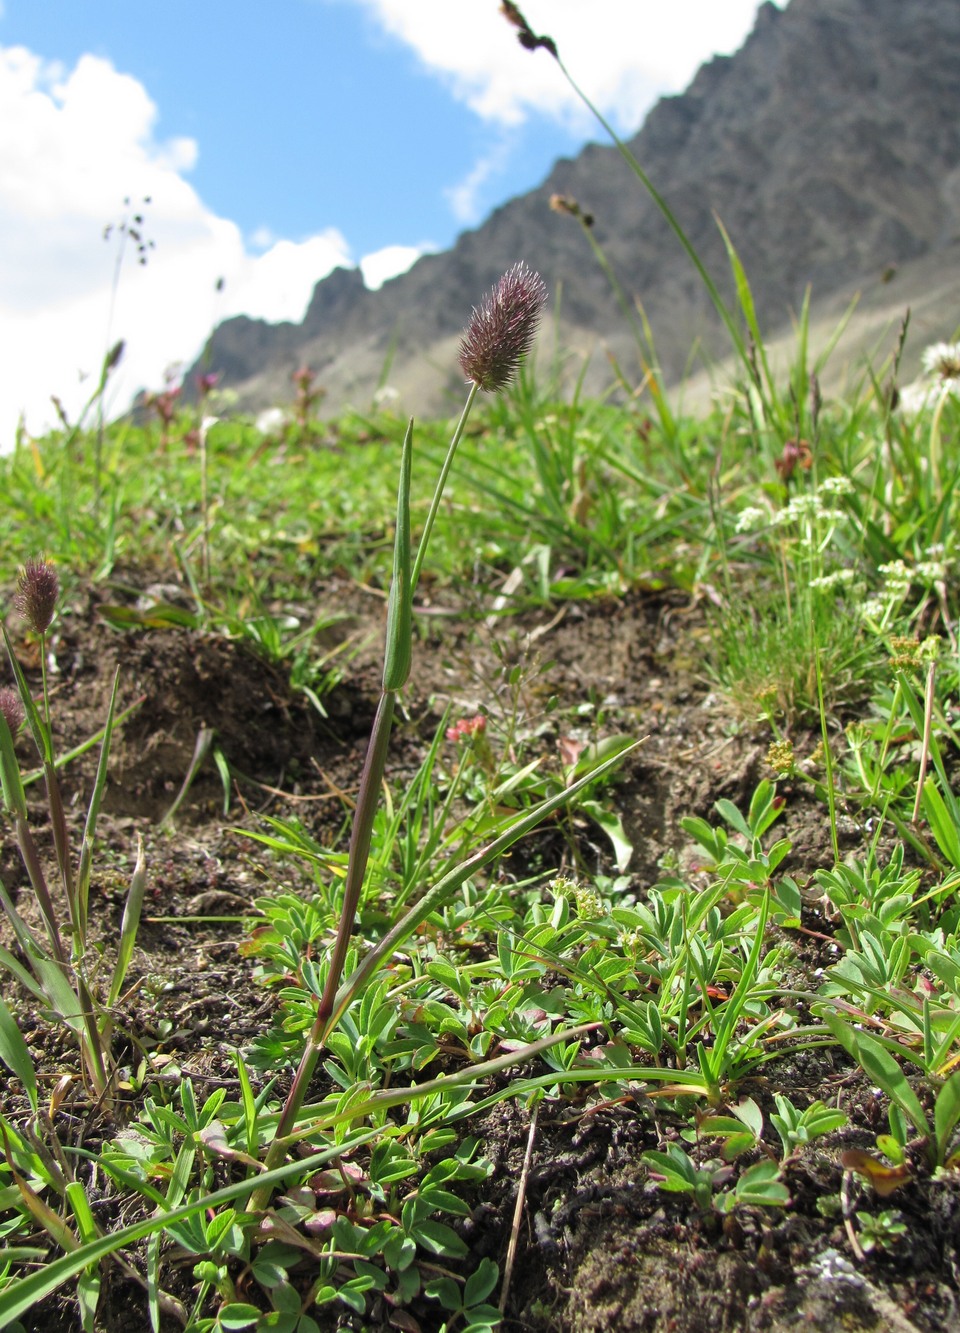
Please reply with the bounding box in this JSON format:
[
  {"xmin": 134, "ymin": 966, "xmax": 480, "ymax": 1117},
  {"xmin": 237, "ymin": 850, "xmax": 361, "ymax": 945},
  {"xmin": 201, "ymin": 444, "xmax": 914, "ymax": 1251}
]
[
  {"xmin": 820, "ymin": 1012, "xmax": 960, "ymax": 1168},
  {"xmin": 641, "ymin": 1142, "xmax": 789, "ymax": 1214},
  {"xmin": 680, "ymin": 779, "xmax": 801, "ymax": 926},
  {"xmin": 650, "ymin": 1090, "xmax": 845, "ymax": 1216},
  {"xmin": 855, "ymin": 1208, "xmax": 908, "ymax": 1253},
  {"xmin": 769, "ymin": 1095, "xmax": 848, "ymax": 1161}
]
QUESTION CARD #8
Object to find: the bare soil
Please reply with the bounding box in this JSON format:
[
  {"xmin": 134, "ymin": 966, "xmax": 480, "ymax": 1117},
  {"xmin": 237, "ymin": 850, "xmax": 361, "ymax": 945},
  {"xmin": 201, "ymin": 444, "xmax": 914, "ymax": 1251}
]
[{"xmin": 4, "ymin": 574, "xmax": 959, "ymax": 1332}]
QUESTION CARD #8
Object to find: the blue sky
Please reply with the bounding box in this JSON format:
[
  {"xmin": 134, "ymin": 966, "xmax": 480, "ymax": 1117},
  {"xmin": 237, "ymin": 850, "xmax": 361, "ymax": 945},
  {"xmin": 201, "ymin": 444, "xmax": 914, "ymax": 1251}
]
[{"xmin": 0, "ymin": 0, "xmax": 781, "ymax": 442}]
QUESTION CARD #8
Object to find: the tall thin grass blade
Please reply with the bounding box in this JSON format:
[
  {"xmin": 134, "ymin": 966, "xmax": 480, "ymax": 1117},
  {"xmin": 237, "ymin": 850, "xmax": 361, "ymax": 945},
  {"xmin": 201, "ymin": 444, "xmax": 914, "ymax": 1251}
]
[
  {"xmin": 382, "ymin": 418, "xmax": 413, "ymax": 692},
  {"xmin": 714, "ymin": 215, "xmax": 780, "ymax": 427}
]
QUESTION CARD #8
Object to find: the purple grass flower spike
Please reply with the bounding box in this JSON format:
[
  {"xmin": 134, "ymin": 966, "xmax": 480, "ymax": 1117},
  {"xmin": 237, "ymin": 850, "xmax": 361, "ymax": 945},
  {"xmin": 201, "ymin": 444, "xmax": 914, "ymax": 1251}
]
[
  {"xmin": 0, "ymin": 687, "xmax": 23, "ymax": 734},
  {"xmin": 458, "ymin": 262, "xmax": 548, "ymax": 394},
  {"xmin": 15, "ymin": 556, "xmax": 59, "ymax": 634}
]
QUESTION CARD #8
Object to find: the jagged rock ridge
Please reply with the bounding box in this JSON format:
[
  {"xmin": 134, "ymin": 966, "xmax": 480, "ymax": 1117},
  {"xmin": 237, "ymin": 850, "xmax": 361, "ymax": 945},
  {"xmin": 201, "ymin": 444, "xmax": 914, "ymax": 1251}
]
[{"xmin": 196, "ymin": 0, "xmax": 960, "ymax": 415}]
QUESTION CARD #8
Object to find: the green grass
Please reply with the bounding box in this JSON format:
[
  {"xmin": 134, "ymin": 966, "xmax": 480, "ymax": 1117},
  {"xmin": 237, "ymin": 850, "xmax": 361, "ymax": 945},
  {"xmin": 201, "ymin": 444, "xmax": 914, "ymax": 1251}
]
[{"xmin": 1, "ymin": 344, "xmax": 959, "ymax": 1328}]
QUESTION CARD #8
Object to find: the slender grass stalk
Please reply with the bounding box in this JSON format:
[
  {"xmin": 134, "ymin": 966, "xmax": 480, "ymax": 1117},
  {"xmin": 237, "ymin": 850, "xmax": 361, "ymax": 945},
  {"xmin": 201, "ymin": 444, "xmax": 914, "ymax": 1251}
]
[
  {"xmin": 549, "ymin": 198, "xmax": 685, "ymax": 459},
  {"xmin": 271, "ymin": 689, "xmax": 397, "ymax": 1144},
  {"xmin": 500, "ymin": 7, "xmax": 756, "ymax": 388},
  {"xmin": 258, "ymin": 268, "xmax": 549, "ymax": 1194},
  {"xmin": 410, "ymin": 383, "xmax": 478, "ymax": 593},
  {"xmin": 7, "ymin": 815, "xmax": 68, "ymax": 966}
]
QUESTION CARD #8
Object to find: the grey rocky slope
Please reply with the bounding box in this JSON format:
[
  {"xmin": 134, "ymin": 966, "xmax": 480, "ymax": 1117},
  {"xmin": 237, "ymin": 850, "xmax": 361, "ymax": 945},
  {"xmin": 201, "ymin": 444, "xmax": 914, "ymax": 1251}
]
[{"xmin": 195, "ymin": 0, "xmax": 960, "ymax": 416}]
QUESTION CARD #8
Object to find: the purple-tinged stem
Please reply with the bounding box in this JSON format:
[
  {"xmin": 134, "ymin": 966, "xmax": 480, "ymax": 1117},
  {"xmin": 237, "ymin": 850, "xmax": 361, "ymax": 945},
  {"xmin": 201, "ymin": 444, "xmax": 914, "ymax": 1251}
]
[
  {"xmin": 16, "ymin": 816, "xmax": 68, "ymax": 968},
  {"xmin": 267, "ymin": 689, "xmax": 396, "ymax": 1158},
  {"xmin": 43, "ymin": 761, "xmax": 77, "ymax": 940}
]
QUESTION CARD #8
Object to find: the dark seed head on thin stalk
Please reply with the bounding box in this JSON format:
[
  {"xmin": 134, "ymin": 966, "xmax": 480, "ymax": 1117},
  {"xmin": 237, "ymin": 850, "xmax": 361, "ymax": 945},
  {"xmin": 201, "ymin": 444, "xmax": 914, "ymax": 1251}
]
[
  {"xmin": 104, "ymin": 339, "xmax": 125, "ymax": 374},
  {"xmin": 15, "ymin": 557, "xmax": 59, "ymax": 634},
  {"xmin": 499, "ymin": 2, "xmax": 558, "ymax": 57},
  {"xmin": 0, "ymin": 687, "xmax": 23, "ymax": 734},
  {"xmin": 458, "ymin": 263, "xmax": 548, "ymax": 394},
  {"xmin": 550, "ymin": 193, "xmax": 594, "ymax": 228}
]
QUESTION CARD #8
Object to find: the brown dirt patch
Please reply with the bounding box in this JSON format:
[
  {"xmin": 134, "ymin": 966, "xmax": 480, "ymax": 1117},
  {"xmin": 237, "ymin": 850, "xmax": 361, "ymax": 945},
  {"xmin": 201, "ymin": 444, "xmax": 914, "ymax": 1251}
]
[{"xmin": 3, "ymin": 574, "xmax": 956, "ymax": 1332}]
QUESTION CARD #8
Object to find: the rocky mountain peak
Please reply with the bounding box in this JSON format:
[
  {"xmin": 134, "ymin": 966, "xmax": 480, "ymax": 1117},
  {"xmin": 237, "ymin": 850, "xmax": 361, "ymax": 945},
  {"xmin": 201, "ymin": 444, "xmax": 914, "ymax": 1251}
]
[{"xmin": 194, "ymin": 0, "xmax": 960, "ymax": 415}]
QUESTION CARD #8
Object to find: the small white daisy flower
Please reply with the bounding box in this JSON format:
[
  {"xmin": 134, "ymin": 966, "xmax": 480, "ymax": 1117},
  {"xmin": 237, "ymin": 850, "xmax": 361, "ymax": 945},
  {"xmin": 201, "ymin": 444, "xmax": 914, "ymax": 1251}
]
[{"xmin": 921, "ymin": 342, "xmax": 960, "ymax": 380}]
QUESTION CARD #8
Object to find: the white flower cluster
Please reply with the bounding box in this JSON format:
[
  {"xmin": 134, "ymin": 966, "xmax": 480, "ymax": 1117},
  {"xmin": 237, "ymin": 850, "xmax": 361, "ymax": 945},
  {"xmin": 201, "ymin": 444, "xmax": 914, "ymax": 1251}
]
[
  {"xmin": 859, "ymin": 544, "xmax": 953, "ymax": 625},
  {"xmin": 735, "ymin": 506, "xmax": 769, "ymax": 533},
  {"xmin": 809, "ymin": 569, "xmax": 857, "ymax": 591},
  {"xmin": 771, "ymin": 493, "xmax": 847, "ymax": 527},
  {"xmin": 735, "ymin": 469, "xmax": 857, "ymax": 536},
  {"xmin": 819, "ymin": 475, "xmax": 854, "ymax": 497},
  {"xmin": 877, "ymin": 559, "xmax": 912, "ymax": 594},
  {"xmin": 859, "ymin": 597, "xmax": 887, "ymax": 622}
]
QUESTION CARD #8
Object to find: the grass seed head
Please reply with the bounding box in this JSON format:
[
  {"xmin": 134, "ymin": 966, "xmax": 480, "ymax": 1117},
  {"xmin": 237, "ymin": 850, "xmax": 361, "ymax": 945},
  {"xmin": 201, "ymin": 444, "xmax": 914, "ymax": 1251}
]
[
  {"xmin": 0, "ymin": 687, "xmax": 23, "ymax": 734},
  {"xmin": 458, "ymin": 262, "xmax": 548, "ymax": 394},
  {"xmin": 549, "ymin": 193, "xmax": 594, "ymax": 228},
  {"xmin": 499, "ymin": 2, "xmax": 558, "ymax": 56},
  {"xmin": 104, "ymin": 339, "xmax": 125, "ymax": 374},
  {"xmin": 15, "ymin": 556, "xmax": 59, "ymax": 634}
]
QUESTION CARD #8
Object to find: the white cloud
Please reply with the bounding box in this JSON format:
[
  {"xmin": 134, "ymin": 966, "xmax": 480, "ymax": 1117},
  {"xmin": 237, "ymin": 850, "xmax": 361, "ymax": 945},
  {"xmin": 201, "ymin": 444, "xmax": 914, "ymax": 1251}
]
[
  {"xmin": 248, "ymin": 225, "xmax": 278, "ymax": 252},
  {"xmin": 342, "ymin": 0, "xmax": 784, "ymax": 134},
  {"xmin": 360, "ymin": 243, "xmax": 429, "ymax": 289},
  {"xmin": 444, "ymin": 143, "xmax": 510, "ymax": 225},
  {"xmin": 229, "ymin": 232, "xmax": 352, "ymax": 322},
  {"xmin": 0, "ymin": 44, "xmax": 353, "ymax": 445}
]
